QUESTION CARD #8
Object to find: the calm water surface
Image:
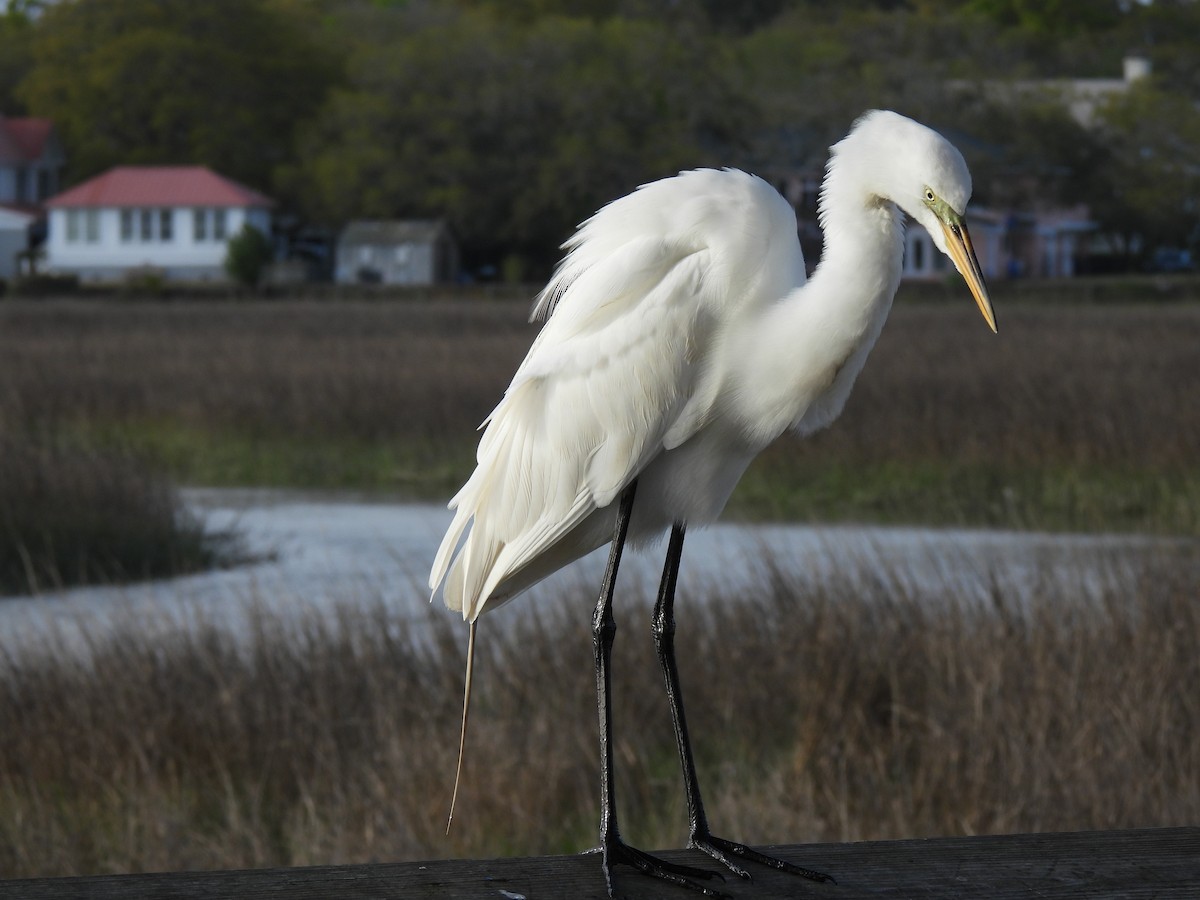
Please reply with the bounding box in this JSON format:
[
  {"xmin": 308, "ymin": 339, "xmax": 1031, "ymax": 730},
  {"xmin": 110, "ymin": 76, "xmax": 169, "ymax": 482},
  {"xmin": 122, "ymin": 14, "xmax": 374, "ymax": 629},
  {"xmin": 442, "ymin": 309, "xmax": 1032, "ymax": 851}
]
[{"xmin": 0, "ymin": 488, "xmax": 1192, "ymax": 663}]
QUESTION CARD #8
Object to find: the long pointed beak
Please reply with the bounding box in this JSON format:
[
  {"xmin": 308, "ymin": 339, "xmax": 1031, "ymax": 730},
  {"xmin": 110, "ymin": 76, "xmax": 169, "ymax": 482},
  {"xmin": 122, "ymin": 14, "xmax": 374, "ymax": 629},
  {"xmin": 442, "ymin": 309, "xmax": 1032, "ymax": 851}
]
[{"xmin": 941, "ymin": 218, "xmax": 997, "ymax": 333}]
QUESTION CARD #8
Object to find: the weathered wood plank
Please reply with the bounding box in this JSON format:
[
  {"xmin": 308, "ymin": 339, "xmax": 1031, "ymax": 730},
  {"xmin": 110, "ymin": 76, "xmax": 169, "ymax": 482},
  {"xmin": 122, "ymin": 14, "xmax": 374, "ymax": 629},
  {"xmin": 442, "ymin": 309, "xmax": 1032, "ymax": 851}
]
[{"xmin": 1, "ymin": 827, "xmax": 1196, "ymax": 900}]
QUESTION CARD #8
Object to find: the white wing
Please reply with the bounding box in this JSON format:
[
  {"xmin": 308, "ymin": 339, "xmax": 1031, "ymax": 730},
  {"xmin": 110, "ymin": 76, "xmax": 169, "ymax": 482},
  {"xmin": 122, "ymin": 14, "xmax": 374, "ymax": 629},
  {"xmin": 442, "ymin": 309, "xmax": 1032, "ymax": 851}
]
[{"xmin": 430, "ymin": 169, "xmax": 804, "ymax": 620}]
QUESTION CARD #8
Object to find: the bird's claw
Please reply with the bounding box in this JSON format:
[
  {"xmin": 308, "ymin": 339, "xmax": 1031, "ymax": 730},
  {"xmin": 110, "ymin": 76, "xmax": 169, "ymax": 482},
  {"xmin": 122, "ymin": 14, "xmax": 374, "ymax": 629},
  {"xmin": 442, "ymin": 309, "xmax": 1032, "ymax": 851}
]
[
  {"xmin": 690, "ymin": 832, "xmax": 836, "ymax": 885},
  {"xmin": 596, "ymin": 836, "xmax": 729, "ymax": 898}
]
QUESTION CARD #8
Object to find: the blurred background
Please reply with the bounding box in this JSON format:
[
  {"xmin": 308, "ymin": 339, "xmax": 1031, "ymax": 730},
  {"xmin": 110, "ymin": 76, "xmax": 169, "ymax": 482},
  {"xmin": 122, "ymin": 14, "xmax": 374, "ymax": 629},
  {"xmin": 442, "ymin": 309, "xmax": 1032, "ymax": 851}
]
[
  {"xmin": 2, "ymin": 0, "xmax": 1199, "ymax": 281},
  {"xmin": 1, "ymin": 0, "xmax": 1198, "ymax": 884}
]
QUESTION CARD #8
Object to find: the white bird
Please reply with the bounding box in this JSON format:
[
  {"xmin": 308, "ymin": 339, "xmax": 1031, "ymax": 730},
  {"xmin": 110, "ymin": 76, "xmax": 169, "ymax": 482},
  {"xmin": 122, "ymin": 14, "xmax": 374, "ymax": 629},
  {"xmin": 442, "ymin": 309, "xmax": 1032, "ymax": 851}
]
[{"xmin": 430, "ymin": 109, "xmax": 996, "ymax": 896}]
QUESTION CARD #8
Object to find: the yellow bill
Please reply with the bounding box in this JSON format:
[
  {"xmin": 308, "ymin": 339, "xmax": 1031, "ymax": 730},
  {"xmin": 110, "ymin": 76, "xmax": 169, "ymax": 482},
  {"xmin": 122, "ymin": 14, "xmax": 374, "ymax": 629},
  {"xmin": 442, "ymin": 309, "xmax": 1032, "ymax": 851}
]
[{"xmin": 941, "ymin": 217, "xmax": 997, "ymax": 333}]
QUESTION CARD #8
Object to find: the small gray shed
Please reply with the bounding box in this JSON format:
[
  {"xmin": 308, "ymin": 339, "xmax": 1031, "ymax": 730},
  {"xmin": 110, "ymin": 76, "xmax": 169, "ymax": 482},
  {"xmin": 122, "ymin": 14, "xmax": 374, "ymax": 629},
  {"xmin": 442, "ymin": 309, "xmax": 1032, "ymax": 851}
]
[{"xmin": 335, "ymin": 219, "xmax": 460, "ymax": 286}]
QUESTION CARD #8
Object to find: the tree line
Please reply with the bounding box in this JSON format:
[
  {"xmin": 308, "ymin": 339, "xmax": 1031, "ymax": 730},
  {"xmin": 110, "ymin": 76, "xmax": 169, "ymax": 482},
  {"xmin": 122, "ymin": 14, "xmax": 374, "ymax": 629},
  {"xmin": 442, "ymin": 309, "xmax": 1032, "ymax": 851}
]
[{"xmin": 2, "ymin": 0, "xmax": 1198, "ymax": 275}]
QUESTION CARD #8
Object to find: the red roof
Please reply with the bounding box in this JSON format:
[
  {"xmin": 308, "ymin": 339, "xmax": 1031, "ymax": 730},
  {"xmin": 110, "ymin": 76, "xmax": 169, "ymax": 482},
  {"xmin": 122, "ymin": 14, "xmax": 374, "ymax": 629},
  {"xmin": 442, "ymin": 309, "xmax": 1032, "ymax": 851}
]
[
  {"xmin": 0, "ymin": 118, "xmax": 55, "ymax": 162},
  {"xmin": 46, "ymin": 166, "xmax": 273, "ymax": 209}
]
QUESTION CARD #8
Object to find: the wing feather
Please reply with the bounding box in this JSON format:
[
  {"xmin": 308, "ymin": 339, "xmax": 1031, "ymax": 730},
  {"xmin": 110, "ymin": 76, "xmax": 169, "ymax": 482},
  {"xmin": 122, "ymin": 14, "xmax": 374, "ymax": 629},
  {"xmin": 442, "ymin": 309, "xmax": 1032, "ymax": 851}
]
[
  {"xmin": 430, "ymin": 168, "xmax": 804, "ymax": 620},
  {"xmin": 431, "ymin": 250, "xmax": 709, "ymax": 619}
]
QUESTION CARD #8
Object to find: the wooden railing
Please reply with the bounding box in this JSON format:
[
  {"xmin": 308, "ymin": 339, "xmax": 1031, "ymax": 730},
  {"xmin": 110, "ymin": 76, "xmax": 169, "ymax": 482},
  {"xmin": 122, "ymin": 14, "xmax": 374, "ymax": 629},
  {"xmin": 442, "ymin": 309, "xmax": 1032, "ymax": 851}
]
[{"xmin": 1, "ymin": 826, "xmax": 1195, "ymax": 899}]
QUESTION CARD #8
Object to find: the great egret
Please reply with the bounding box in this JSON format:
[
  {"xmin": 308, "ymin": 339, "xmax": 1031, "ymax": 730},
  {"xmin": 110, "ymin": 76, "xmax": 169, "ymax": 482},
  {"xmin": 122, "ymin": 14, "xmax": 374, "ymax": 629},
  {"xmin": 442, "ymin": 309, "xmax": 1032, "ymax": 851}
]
[{"xmin": 430, "ymin": 109, "xmax": 996, "ymax": 896}]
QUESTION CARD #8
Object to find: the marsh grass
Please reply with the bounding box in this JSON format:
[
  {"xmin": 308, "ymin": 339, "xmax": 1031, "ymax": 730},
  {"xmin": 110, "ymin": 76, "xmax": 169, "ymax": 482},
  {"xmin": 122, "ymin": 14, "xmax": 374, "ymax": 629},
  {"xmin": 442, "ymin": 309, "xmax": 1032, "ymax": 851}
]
[
  {"xmin": 2, "ymin": 296, "xmax": 1197, "ymax": 533},
  {"xmin": 0, "ymin": 436, "xmax": 223, "ymax": 595},
  {"xmin": 2, "ymin": 549, "xmax": 1196, "ymax": 878}
]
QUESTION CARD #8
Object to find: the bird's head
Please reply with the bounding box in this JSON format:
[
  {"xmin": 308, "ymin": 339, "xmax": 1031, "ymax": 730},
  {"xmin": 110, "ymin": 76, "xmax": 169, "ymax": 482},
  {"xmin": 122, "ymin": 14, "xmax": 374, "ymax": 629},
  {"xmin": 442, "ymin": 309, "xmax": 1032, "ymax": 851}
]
[{"xmin": 842, "ymin": 110, "xmax": 997, "ymax": 333}]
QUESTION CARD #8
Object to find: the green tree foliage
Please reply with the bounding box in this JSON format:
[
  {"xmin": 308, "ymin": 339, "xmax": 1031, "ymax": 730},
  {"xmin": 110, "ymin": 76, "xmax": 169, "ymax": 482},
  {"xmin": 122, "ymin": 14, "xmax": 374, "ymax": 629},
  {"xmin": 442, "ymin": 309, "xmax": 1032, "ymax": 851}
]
[
  {"xmin": 950, "ymin": 80, "xmax": 1200, "ymax": 267},
  {"xmin": 951, "ymin": 96, "xmax": 1106, "ymax": 209},
  {"xmin": 737, "ymin": 5, "xmax": 1026, "ymax": 165},
  {"xmin": 1093, "ymin": 83, "xmax": 1200, "ymax": 261},
  {"xmin": 0, "ymin": 2, "xmax": 36, "ymax": 113},
  {"xmin": 290, "ymin": 6, "xmax": 749, "ymax": 270},
  {"xmin": 1120, "ymin": 0, "xmax": 1200, "ymax": 98},
  {"xmin": 961, "ymin": 0, "xmax": 1122, "ymax": 36},
  {"xmin": 18, "ymin": 0, "xmax": 340, "ymax": 198},
  {"xmin": 224, "ymin": 223, "xmax": 275, "ymax": 289},
  {"xmin": 452, "ymin": 0, "xmax": 776, "ymax": 32}
]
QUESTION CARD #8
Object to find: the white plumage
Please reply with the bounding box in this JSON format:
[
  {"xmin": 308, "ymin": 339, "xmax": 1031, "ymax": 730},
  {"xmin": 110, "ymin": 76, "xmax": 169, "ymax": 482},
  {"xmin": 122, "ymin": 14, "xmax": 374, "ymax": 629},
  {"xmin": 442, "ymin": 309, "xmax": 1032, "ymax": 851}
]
[{"xmin": 430, "ymin": 109, "xmax": 996, "ymax": 894}]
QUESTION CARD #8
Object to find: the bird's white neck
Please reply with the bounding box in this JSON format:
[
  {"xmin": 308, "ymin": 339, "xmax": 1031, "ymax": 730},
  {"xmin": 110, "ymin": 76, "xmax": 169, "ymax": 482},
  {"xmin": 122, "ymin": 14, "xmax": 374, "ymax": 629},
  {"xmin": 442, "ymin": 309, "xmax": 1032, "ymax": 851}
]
[
  {"xmin": 732, "ymin": 170, "xmax": 905, "ymax": 445},
  {"xmin": 813, "ymin": 156, "xmax": 907, "ymax": 306}
]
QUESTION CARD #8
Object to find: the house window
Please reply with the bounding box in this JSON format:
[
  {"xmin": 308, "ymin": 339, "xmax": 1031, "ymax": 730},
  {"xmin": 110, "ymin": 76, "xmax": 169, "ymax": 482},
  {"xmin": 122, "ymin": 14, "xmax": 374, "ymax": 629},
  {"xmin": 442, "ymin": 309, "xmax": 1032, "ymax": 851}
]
[
  {"xmin": 121, "ymin": 210, "xmax": 135, "ymax": 242},
  {"xmin": 160, "ymin": 209, "xmax": 173, "ymax": 242},
  {"xmin": 188, "ymin": 209, "xmax": 238, "ymax": 242},
  {"xmin": 140, "ymin": 209, "xmax": 154, "ymax": 241},
  {"xmin": 64, "ymin": 209, "xmax": 100, "ymax": 243}
]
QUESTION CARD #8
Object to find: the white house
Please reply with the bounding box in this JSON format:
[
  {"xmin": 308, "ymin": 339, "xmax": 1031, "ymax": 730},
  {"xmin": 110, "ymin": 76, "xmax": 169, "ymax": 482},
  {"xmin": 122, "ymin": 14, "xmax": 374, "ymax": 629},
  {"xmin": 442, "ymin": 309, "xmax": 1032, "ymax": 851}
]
[{"xmin": 44, "ymin": 165, "xmax": 272, "ymax": 283}]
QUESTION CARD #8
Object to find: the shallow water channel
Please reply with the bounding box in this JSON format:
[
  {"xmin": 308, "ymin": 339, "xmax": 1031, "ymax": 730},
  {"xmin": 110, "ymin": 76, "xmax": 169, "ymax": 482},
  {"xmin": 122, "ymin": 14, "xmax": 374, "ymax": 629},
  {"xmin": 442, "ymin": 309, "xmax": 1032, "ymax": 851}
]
[{"xmin": 1, "ymin": 488, "xmax": 1194, "ymax": 664}]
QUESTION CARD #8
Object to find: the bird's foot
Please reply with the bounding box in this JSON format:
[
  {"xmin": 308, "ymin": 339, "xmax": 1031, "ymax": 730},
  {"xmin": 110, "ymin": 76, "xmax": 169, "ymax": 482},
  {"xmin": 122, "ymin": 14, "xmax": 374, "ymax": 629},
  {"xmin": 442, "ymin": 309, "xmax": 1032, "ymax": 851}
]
[
  {"xmin": 592, "ymin": 835, "xmax": 728, "ymax": 898},
  {"xmin": 689, "ymin": 831, "xmax": 836, "ymax": 885}
]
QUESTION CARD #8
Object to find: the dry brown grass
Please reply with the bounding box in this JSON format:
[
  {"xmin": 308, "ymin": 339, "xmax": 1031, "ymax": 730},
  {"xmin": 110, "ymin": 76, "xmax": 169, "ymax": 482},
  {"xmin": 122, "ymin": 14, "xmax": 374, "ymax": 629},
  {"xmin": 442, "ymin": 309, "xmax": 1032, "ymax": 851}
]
[
  {"xmin": 0, "ymin": 297, "xmax": 530, "ymax": 443},
  {"xmin": 811, "ymin": 299, "xmax": 1200, "ymax": 468},
  {"xmin": 2, "ymin": 548, "xmax": 1196, "ymax": 878},
  {"xmin": 1, "ymin": 294, "xmax": 1197, "ymax": 468},
  {"xmin": 1, "ymin": 292, "xmax": 1195, "ymax": 589},
  {"xmin": 1, "ymin": 292, "xmax": 1197, "ymax": 877},
  {"xmin": 0, "ymin": 436, "xmax": 219, "ymax": 595},
  {"xmin": 6, "ymin": 293, "xmax": 1197, "ymax": 531}
]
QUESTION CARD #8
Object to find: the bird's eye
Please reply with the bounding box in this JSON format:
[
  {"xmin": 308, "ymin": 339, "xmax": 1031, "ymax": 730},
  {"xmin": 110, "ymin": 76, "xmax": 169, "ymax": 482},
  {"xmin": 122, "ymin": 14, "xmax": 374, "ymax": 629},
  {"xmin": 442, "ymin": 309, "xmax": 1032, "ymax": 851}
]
[{"xmin": 924, "ymin": 188, "xmax": 936, "ymax": 203}]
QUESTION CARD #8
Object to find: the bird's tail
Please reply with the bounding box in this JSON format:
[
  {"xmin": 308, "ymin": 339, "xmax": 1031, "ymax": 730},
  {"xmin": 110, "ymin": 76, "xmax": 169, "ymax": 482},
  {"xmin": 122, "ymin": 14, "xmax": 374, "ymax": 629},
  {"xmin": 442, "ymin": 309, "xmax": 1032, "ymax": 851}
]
[{"xmin": 446, "ymin": 619, "xmax": 477, "ymax": 834}]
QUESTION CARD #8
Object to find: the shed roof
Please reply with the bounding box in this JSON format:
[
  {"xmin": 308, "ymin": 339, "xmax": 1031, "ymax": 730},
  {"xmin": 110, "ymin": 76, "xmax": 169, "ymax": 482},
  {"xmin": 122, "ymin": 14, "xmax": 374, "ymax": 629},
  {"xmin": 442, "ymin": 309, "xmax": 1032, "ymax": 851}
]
[
  {"xmin": 46, "ymin": 166, "xmax": 273, "ymax": 209},
  {"xmin": 338, "ymin": 219, "xmax": 450, "ymax": 246}
]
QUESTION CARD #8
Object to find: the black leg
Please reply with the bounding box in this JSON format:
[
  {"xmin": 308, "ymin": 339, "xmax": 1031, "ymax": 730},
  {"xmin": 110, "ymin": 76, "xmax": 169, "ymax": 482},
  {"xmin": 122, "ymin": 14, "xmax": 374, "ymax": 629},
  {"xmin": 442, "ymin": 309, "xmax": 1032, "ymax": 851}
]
[
  {"xmin": 591, "ymin": 483, "xmax": 725, "ymax": 898},
  {"xmin": 652, "ymin": 523, "xmax": 835, "ymax": 886}
]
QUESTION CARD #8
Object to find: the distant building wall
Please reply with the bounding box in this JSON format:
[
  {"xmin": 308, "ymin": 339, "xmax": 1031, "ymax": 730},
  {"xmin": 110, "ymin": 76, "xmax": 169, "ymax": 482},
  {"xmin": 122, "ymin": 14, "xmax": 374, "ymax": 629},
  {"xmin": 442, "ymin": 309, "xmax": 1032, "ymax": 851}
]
[
  {"xmin": 335, "ymin": 220, "xmax": 459, "ymax": 286},
  {"xmin": 902, "ymin": 208, "xmax": 1091, "ymax": 281},
  {"xmin": 45, "ymin": 205, "xmax": 262, "ymax": 282},
  {"xmin": 338, "ymin": 240, "xmax": 439, "ymax": 285}
]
